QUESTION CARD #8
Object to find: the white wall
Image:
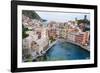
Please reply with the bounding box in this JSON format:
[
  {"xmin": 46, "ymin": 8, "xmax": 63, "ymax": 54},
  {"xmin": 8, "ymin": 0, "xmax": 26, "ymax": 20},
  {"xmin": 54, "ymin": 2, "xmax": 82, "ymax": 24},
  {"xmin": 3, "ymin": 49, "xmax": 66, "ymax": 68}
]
[{"xmin": 0, "ymin": 0, "xmax": 99, "ymax": 73}]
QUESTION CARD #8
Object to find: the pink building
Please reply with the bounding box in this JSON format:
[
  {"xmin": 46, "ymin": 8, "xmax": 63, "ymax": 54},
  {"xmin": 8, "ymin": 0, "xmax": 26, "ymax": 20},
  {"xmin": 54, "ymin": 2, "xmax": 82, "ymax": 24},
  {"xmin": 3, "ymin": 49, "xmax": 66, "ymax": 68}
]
[{"xmin": 75, "ymin": 32, "xmax": 90, "ymax": 45}]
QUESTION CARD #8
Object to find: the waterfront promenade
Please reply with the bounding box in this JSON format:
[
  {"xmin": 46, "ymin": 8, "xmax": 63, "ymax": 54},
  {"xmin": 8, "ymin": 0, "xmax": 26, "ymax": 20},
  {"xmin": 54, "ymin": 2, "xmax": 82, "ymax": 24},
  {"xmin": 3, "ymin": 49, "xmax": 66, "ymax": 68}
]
[{"xmin": 30, "ymin": 40, "xmax": 57, "ymax": 61}]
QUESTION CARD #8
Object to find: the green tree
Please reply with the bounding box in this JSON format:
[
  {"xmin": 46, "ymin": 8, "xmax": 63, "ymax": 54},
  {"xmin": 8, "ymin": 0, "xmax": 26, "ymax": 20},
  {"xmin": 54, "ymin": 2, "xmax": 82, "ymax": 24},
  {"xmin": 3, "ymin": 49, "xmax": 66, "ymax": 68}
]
[
  {"xmin": 22, "ymin": 25, "xmax": 29, "ymax": 39},
  {"xmin": 77, "ymin": 19, "xmax": 90, "ymax": 25}
]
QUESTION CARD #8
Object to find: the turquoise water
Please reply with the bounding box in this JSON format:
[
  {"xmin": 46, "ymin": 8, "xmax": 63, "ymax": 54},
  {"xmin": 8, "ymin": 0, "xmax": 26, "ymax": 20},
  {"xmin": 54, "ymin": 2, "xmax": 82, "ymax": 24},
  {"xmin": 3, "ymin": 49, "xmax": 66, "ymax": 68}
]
[{"xmin": 45, "ymin": 42, "xmax": 90, "ymax": 61}]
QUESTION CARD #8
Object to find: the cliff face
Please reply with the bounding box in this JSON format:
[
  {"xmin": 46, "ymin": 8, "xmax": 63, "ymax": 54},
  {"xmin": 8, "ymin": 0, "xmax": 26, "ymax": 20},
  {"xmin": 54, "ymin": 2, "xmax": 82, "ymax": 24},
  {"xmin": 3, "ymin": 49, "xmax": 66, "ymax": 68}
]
[{"xmin": 22, "ymin": 10, "xmax": 41, "ymax": 20}]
